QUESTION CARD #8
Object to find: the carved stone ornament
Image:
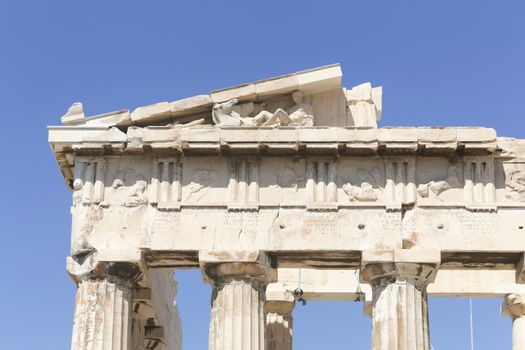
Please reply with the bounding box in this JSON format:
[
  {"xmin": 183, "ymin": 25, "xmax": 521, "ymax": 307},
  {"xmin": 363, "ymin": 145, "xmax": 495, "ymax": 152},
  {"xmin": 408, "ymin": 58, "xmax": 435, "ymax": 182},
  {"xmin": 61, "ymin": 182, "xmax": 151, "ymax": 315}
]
[
  {"xmin": 506, "ymin": 170, "xmax": 525, "ymax": 201},
  {"xmin": 344, "ymin": 82, "xmax": 382, "ymax": 127},
  {"xmin": 418, "ymin": 164, "xmax": 461, "ymax": 199},
  {"xmin": 343, "ymin": 182, "xmax": 378, "ymax": 202},
  {"xmin": 343, "ymin": 167, "xmax": 382, "ymax": 202},
  {"xmin": 124, "ymin": 180, "xmax": 148, "ymax": 207},
  {"xmin": 212, "ymin": 91, "xmax": 314, "ymax": 127}
]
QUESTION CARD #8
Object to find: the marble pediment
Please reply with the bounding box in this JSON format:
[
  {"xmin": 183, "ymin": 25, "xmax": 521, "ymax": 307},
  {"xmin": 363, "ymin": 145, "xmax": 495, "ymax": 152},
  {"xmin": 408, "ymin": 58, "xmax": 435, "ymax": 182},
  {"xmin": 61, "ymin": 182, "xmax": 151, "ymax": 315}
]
[{"xmin": 59, "ymin": 64, "xmax": 382, "ymax": 129}]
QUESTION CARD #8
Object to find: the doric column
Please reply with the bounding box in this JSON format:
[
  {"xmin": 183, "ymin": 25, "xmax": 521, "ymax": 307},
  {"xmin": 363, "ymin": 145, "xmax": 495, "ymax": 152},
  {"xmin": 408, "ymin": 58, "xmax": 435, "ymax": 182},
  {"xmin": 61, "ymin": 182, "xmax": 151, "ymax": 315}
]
[
  {"xmin": 67, "ymin": 255, "xmax": 143, "ymax": 350},
  {"xmin": 360, "ymin": 250, "xmax": 440, "ymax": 350},
  {"xmin": 200, "ymin": 250, "xmax": 277, "ymax": 350},
  {"xmin": 503, "ymin": 294, "xmax": 525, "ymax": 350},
  {"xmin": 265, "ymin": 284, "xmax": 295, "ymax": 350}
]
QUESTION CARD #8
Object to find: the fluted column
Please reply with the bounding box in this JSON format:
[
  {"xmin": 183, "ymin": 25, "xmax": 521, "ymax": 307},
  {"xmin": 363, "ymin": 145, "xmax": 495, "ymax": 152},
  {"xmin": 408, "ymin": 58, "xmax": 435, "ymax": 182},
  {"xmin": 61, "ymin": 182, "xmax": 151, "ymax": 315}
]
[
  {"xmin": 503, "ymin": 294, "xmax": 525, "ymax": 350},
  {"xmin": 200, "ymin": 250, "xmax": 276, "ymax": 350},
  {"xmin": 360, "ymin": 251, "xmax": 439, "ymax": 350},
  {"xmin": 67, "ymin": 256, "xmax": 143, "ymax": 350},
  {"xmin": 72, "ymin": 277, "xmax": 133, "ymax": 350},
  {"xmin": 266, "ymin": 285, "xmax": 295, "ymax": 350}
]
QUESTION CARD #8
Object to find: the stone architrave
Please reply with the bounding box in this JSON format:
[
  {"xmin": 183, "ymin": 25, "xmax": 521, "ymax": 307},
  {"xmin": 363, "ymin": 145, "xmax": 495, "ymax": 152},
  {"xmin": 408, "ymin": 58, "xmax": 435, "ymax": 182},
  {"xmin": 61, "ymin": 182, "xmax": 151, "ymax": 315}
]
[
  {"xmin": 360, "ymin": 250, "xmax": 440, "ymax": 350},
  {"xmin": 67, "ymin": 255, "xmax": 143, "ymax": 350},
  {"xmin": 503, "ymin": 294, "xmax": 525, "ymax": 350},
  {"xmin": 265, "ymin": 284, "xmax": 295, "ymax": 350},
  {"xmin": 200, "ymin": 251, "xmax": 277, "ymax": 350}
]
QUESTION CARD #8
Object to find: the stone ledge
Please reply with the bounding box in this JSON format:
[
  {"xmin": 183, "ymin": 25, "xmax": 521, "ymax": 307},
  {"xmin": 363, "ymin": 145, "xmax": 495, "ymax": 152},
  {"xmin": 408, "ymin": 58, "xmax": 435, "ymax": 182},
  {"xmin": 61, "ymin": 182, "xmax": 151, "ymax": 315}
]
[{"xmin": 49, "ymin": 126, "xmax": 497, "ymax": 156}]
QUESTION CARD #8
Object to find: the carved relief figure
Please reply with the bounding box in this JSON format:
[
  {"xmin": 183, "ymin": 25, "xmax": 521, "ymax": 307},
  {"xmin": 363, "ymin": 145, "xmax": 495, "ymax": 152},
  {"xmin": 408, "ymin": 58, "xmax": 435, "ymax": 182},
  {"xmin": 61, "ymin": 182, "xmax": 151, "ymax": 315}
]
[
  {"xmin": 343, "ymin": 167, "xmax": 382, "ymax": 202},
  {"xmin": 344, "ymin": 82, "xmax": 382, "ymax": 127},
  {"xmin": 506, "ymin": 169, "xmax": 525, "ymax": 200},
  {"xmin": 417, "ymin": 164, "xmax": 461, "ymax": 199},
  {"xmin": 253, "ymin": 91, "xmax": 314, "ymax": 127},
  {"xmin": 124, "ymin": 180, "xmax": 148, "ymax": 207},
  {"xmin": 343, "ymin": 182, "xmax": 377, "ymax": 202},
  {"xmin": 212, "ymin": 98, "xmax": 242, "ymax": 126},
  {"xmin": 186, "ymin": 170, "xmax": 216, "ymax": 201},
  {"xmin": 212, "ymin": 91, "xmax": 314, "ymax": 127},
  {"xmin": 111, "ymin": 168, "xmax": 148, "ymax": 206}
]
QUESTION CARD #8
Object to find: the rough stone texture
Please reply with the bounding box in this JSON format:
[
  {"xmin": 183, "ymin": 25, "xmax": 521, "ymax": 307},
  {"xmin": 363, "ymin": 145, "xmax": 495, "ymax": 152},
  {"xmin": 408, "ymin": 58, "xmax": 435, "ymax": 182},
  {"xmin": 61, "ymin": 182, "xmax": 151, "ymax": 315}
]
[
  {"xmin": 72, "ymin": 278, "xmax": 133, "ymax": 350},
  {"xmin": 131, "ymin": 317, "xmax": 145, "ymax": 350}
]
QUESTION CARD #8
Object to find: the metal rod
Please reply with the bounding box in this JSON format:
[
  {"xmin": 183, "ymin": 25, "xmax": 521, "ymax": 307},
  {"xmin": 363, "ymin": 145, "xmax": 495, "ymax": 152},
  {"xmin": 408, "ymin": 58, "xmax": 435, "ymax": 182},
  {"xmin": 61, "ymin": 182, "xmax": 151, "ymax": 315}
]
[{"xmin": 469, "ymin": 298, "xmax": 474, "ymax": 350}]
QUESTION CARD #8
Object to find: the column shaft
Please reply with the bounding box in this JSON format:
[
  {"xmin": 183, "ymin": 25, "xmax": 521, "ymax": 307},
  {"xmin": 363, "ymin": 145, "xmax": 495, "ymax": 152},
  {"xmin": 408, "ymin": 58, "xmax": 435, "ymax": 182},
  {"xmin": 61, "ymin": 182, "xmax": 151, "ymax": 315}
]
[
  {"xmin": 200, "ymin": 250, "xmax": 276, "ymax": 350},
  {"xmin": 503, "ymin": 294, "xmax": 525, "ymax": 350},
  {"xmin": 371, "ymin": 281, "xmax": 429, "ymax": 350},
  {"xmin": 209, "ymin": 279, "xmax": 265, "ymax": 350},
  {"xmin": 266, "ymin": 302, "xmax": 293, "ymax": 350},
  {"xmin": 513, "ymin": 317, "xmax": 525, "ymax": 350},
  {"xmin": 71, "ymin": 278, "xmax": 133, "ymax": 350},
  {"xmin": 361, "ymin": 255, "xmax": 439, "ymax": 350}
]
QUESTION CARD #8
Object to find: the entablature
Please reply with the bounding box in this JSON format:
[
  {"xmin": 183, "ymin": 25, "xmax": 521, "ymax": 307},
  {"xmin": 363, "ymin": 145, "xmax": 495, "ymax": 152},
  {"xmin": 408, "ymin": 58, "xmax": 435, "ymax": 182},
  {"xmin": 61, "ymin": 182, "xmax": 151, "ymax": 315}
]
[{"xmin": 49, "ymin": 125, "xmax": 500, "ymax": 189}]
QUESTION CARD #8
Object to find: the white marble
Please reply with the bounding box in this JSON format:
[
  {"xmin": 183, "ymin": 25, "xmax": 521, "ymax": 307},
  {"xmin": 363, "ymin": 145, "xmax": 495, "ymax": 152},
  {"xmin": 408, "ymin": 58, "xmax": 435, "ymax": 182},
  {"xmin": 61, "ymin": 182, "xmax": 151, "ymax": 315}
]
[
  {"xmin": 49, "ymin": 64, "xmax": 525, "ymax": 350},
  {"xmin": 72, "ymin": 278, "xmax": 133, "ymax": 350}
]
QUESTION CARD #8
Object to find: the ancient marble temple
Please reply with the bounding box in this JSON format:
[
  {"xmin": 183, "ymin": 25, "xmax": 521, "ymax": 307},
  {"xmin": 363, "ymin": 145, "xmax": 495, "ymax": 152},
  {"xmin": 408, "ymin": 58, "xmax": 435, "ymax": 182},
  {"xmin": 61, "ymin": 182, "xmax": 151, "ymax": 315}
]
[{"xmin": 49, "ymin": 64, "xmax": 525, "ymax": 350}]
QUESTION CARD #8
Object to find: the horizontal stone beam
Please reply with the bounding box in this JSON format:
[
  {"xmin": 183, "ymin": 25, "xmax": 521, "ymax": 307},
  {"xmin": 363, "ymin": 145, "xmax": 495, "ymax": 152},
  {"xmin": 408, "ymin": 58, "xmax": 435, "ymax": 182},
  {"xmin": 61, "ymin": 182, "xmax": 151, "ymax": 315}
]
[
  {"xmin": 275, "ymin": 268, "xmax": 525, "ymax": 301},
  {"xmin": 49, "ymin": 125, "xmax": 497, "ymax": 157},
  {"xmin": 210, "ymin": 64, "xmax": 342, "ymax": 103},
  {"xmin": 146, "ymin": 250, "xmax": 524, "ymax": 269}
]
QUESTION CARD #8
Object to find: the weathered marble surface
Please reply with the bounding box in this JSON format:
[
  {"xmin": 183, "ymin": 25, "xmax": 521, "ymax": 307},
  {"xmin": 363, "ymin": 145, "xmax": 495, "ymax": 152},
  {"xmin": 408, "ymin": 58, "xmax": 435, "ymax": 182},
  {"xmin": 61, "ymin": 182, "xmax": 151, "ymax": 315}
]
[
  {"xmin": 49, "ymin": 64, "xmax": 525, "ymax": 350},
  {"xmin": 201, "ymin": 251, "xmax": 276, "ymax": 350},
  {"xmin": 56, "ymin": 147, "xmax": 525, "ymax": 259},
  {"xmin": 266, "ymin": 284, "xmax": 295, "ymax": 350},
  {"xmin": 503, "ymin": 294, "xmax": 525, "ymax": 350}
]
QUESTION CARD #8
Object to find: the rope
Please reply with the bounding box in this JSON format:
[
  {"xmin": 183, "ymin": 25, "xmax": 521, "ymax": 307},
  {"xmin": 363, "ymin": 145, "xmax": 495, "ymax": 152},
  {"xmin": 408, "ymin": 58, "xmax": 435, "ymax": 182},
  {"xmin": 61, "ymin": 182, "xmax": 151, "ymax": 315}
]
[{"xmin": 294, "ymin": 268, "xmax": 306, "ymax": 306}]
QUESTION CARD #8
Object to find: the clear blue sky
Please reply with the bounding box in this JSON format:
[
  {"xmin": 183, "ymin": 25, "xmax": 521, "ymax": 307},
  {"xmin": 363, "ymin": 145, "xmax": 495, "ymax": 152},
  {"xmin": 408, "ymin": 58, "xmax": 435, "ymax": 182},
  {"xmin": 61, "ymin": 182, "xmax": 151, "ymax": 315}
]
[{"xmin": 1, "ymin": 1, "xmax": 524, "ymax": 349}]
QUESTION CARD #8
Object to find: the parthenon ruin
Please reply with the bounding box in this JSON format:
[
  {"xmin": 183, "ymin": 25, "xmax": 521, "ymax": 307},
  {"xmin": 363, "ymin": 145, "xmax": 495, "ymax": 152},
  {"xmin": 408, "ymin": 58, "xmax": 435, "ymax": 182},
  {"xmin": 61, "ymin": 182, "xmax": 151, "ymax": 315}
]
[{"xmin": 49, "ymin": 64, "xmax": 525, "ymax": 349}]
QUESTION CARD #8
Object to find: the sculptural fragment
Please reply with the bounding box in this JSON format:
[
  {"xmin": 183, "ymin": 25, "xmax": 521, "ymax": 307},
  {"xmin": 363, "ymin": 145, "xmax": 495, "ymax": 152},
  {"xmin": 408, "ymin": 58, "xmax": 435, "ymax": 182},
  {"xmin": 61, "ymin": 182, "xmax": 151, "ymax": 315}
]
[
  {"xmin": 61, "ymin": 102, "xmax": 85, "ymax": 125},
  {"xmin": 124, "ymin": 180, "xmax": 148, "ymax": 207},
  {"xmin": 344, "ymin": 83, "xmax": 382, "ymax": 127},
  {"xmin": 343, "ymin": 167, "xmax": 382, "ymax": 202},
  {"xmin": 212, "ymin": 91, "xmax": 314, "ymax": 127},
  {"xmin": 186, "ymin": 170, "xmax": 216, "ymax": 201},
  {"xmin": 506, "ymin": 169, "xmax": 525, "ymax": 200},
  {"xmin": 343, "ymin": 182, "xmax": 378, "ymax": 202},
  {"xmin": 417, "ymin": 164, "xmax": 461, "ymax": 199}
]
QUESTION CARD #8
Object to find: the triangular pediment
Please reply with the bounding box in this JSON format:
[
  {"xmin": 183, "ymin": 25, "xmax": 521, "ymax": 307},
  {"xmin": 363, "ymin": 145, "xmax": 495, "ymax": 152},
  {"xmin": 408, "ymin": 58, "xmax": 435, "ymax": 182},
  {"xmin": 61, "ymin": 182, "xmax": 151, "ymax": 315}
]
[{"xmin": 60, "ymin": 64, "xmax": 382, "ymax": 129}]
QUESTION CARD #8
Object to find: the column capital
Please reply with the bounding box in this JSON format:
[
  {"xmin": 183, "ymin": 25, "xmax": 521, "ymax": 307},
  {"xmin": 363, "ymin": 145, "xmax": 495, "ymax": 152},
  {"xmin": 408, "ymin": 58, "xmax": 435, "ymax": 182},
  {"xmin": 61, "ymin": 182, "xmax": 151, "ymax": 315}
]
[
  {"xmin": 66, "ymin": 249, "xmax": 144, "ymax": 286},
  {"xmin": 199, "ymin": 250, "xmax": 277, "ymax": 287},
  {"xmin": 504, "ymin": 294, "xmax": 525, "ymax": 319},
  {"xmin": 266, "ymin": 283, "xmax": 295, "ymax": 314},
  {"xmin": 360, "ymin": 249, "xmax": 440, "ymax": 289}
]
